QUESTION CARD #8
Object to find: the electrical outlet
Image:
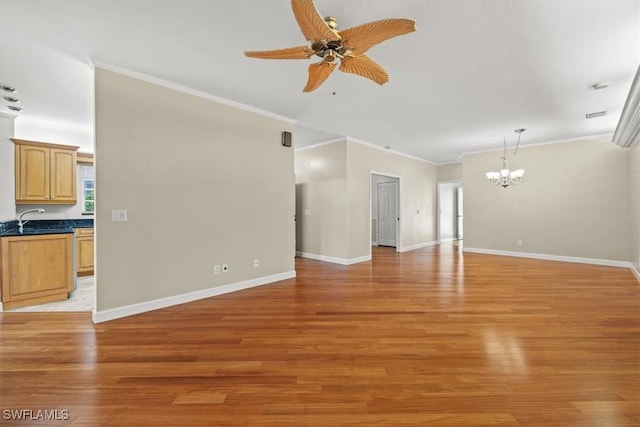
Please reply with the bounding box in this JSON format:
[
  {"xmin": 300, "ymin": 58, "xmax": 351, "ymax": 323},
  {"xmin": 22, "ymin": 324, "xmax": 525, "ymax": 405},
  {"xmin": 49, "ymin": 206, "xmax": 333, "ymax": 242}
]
[
  {"xmin": 517, "ymin": 240, "xmax": 523, "ymax": 246},
  {"xmin": 214, "ymin": 265, "xmax": 220, "ymax": 275},
  {"xmin": 222, "ymin": 264, "xmax": 229, "ymax": 273},
  {"xmin": 253, "ymin": 259, "xmax": 259, "ymax": 268}
]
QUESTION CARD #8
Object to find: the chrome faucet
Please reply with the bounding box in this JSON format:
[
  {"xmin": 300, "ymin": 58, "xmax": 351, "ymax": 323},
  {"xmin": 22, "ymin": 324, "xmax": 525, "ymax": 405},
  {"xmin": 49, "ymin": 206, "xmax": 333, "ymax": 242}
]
[{"xmin": 17, "ymin": 208, "xmax": 45, "ymax": 233}]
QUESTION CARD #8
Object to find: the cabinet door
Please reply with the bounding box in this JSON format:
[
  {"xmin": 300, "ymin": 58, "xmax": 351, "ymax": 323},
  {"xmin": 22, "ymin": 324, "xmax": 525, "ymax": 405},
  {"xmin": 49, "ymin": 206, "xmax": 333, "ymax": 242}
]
[
  {"xmin": 50, "ymin": 148, "xmax": 77, "ymax": 202},
  {"xmin": 17, "ymin": 145, "xmax": 50, "ymax": 201},
  {"xmin": 77, "ymin": 236, "xmax": 95, "ymax": 273},
  {"xmin": 1, "ymin": 234, "xmax": 74, "ymax": 309}
]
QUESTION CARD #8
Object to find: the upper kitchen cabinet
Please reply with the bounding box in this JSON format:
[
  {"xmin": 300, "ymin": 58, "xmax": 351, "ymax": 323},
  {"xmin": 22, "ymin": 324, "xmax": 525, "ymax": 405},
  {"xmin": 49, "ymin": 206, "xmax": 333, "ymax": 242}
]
[{"xmin": 12, "ymin": 139, "xmax": 79, "ymax": 204}]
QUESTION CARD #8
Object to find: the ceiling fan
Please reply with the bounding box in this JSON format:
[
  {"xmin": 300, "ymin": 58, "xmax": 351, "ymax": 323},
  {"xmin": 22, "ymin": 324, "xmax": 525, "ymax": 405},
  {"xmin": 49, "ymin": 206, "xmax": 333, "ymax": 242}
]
[{"xmin": 245, "ymin": 0, "xmax": 416, "ymax": 92}]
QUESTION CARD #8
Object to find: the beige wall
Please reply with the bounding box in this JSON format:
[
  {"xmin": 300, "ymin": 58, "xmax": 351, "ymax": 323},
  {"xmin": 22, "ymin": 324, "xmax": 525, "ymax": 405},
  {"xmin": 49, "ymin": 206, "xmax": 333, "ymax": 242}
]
[
  {"xmin": 294, "ymin": 139, "xmax": 437, "ymax": 262},
  {"xmin": 630, "ymin": 143, "xmax": 640, "ymax": 269},
  {"xmin": 295, "ymin": 141, "xmax": 349, "ymax": 259},
  {"xmin": 346, "ymin": 140, "xmax": 437, "ymax": 258},
  {"xmin": 95, "ymin": 67, "xmax": 295, "ymax": 312},
  {"xmin": 463, "ymin": 137, "xmax": 631, "ymax": 261},
  {"xmin": 437, "ymin": 162, "xmax": 463, "ymax": 182}
]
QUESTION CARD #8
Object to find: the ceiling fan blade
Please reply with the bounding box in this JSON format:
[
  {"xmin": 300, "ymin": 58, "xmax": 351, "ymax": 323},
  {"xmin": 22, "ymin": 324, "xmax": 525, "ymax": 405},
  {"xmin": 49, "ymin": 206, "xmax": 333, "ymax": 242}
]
[
  {"xmin": 339, "ymin": 54, "xmax": 389, "ymax": 85},
  {"xmin": 303, "ymin": 61, "xmax": 336, "ymax": 92},
  {"xmin": 245, "ymin": 45, "xmax": 314, "ymax": 60},
  {"xmin": 291, "ymin": 0, "xmax": 340, "ymax": 42},
  {"xmin": 339, "ymin": 18, "xmax": 416, "ymax": 55}
]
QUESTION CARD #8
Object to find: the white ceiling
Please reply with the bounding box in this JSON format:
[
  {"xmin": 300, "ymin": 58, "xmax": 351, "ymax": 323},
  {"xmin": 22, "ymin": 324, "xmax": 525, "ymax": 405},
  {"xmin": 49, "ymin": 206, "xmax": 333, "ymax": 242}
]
[{"xmin": 1, "ymin": 1, "xmax": 639, "ymax": 163}]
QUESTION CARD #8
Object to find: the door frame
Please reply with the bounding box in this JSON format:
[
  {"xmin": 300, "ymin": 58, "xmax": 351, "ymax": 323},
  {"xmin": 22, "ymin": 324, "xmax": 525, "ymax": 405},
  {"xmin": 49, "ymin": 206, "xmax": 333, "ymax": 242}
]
[
  {"xmin": 436, "ymin": 180, "xmax": 462, "ymax": 243},
  {"xmin": 370, "ymin": 171, "xmax": 401, "ymax": 256}
]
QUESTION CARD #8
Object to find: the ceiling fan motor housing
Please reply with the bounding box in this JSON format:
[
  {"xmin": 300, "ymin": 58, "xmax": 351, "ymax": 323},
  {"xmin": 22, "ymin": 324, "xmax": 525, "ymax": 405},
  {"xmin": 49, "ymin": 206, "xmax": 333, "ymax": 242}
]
[{"xmin": 311, "ymin": 40, "xmax": 348, "ymax": 62}]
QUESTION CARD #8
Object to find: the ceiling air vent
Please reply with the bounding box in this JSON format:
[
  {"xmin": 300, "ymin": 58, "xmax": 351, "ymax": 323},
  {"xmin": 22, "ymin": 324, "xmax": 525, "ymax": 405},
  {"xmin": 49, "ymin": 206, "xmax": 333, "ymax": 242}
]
[{"xmin": 586, "ymin": 110, "xmax": 608, "ymax": 119}]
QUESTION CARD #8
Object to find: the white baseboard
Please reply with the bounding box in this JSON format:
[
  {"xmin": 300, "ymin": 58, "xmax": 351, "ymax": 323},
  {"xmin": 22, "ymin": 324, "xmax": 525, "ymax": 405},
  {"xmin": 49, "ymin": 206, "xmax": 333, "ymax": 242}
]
[
  {"xmin": 92, "ymin": 270, "xmax": 296, "ymax": 323},
  {"xmin": 463, "ymin": 247, "xmax": 633, "ymax": 269},
  {"xmin": 296, "ymin": 251, "xmax": 371, "ymax": 265},
  {"xmin": 399, "ymin": 241, "xmax": 438, "ymax": 253},
  {"xmin": 631, "ymin": 264, "xmax": 640, "ymax": 282}
]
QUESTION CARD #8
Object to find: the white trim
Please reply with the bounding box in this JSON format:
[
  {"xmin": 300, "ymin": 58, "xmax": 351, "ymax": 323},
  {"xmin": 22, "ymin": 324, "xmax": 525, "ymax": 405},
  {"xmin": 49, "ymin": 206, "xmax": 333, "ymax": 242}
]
[
  {"xmin": 435, "ymin": 160, "xmax": 463, "ymax": 166},
  {"xmin": 93, "ymin": 61, "xmax": 297, "ymax": 125},
  {"xmin": 348, "ymin": 137, "xmax": 436, "ymax": 165},
  {"xmin": 631, "ymin": 264, "xmax": 640, "ymax": 282},
  {"xmin": 294, "ymin": 137, "xmax": 346, "ymax": 152},
  {"xmin": 296, "ymin": 251, "xmax": 371, "ymax": 265},
  {"xmin": 613, "ymin": 65, "xmax": 640, "ymax": 148},
  {"xmin": 461, "ymin": 133, "xmax": 613, "ymax": 157},
  {"xmin": 0, "ymin": 302, "xmax": 3, "ymax": 312},
  {"xmin": 0, "ymin": 112, "xmax": 18, "ymax": 120},
  {"xmin": 399, "ymin": 241, "xmax": 438, "ymax": 253},
  {"xmin": 92, "ymin": 271, "xmax": 296, "ymax": 323},
  {"xmin": 436, "ymin": 180, "xmax": 463, "ymax": 243},
  {"xmin": 463, "ymin": 247, "xmax": 632, "ymax": 268},
  {"xmin": 295, "ymin": 136, "xmax": 438, "ymax": 165}
]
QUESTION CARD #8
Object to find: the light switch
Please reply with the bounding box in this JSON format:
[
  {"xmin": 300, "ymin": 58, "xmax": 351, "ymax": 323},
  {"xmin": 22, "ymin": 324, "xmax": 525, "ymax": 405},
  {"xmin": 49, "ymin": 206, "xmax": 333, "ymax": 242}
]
[
  {"xmin": 112, "ymin": 209, "xmax": 128, "ymax": 222},
  {"xmin": 304, "ymin": 209, "xmax": 310, "ymax": 216}
]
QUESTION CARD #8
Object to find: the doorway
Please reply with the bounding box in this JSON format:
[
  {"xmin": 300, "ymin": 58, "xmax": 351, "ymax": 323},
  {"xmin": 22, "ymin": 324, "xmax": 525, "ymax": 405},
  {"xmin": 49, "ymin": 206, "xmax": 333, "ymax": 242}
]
[
  {"xmin": 371, "ymin": 173, "xmax": 400, "ymax": 253},
  {"xmin": 437, "ymin": 181, "xmax": 463, "ymax": 244}
]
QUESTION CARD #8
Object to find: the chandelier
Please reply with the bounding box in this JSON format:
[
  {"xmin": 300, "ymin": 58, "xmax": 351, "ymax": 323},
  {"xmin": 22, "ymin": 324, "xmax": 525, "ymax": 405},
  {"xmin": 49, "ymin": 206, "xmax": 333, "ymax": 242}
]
[{"xmin": 486, "ymin": 128, "xmax": 526, "ymax": 188}]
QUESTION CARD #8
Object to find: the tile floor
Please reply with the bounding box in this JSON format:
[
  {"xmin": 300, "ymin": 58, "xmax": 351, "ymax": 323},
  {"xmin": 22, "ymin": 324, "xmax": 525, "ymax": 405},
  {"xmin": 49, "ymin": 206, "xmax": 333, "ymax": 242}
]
[{"xmin": 7, "ymin": 276, "xmax": 95, "ymax": 312}]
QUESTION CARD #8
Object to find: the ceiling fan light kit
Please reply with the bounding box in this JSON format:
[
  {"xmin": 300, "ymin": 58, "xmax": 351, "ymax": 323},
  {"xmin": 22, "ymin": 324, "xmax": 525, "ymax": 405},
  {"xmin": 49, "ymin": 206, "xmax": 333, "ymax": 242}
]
[{"xmin": 245, "ymin": 0, "xmax": 416, "ymax": 92}]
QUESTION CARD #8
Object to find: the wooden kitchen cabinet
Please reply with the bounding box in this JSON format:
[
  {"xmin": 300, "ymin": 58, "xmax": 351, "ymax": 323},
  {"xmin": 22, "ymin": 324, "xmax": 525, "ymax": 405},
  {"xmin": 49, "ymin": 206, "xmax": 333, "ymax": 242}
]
[
  {"xmin": 75, "ymin": 228, "xmax": 94, "ymax": 276},
  {"xmin": 13, "ymin": 139, "xmax": 79, "ymax": 204},
  {"xmin": 1, "ymin": 233, "xmax": 74, "ymax": 309}
]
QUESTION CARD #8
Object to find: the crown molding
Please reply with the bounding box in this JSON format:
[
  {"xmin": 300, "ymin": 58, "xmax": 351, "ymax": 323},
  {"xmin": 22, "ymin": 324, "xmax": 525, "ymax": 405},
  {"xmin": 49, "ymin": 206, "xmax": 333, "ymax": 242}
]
[
  {"xmin": 461, "ymin": 133, "xmax": 613, "ymax": 157},
  {"xmin": 0, "ymin": 112, "xmax": 18, "ymax": 120},
  {"xmin": 435, "ymin": 160, "xmax": 463, "ymax": 166},
  {"xmin": 613, "ymin": 65, "xmax": 640, "ymax": 148},
  {"xmin": 92, "ymin": 61, "xmax": 297, "ymax": 125},
  {"xmin": 294, "ymin": 137, "xmax": 346, "ymax": 152},
  {"xmin": 346, "ymin": 137, "xmax": 436, "ymax": 165}
]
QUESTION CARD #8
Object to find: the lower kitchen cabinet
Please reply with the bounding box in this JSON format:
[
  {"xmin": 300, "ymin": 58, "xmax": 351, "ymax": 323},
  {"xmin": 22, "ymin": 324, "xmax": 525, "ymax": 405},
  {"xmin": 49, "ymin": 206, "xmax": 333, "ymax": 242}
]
[
  {"xmin": 75, "ymin": 228, "xmax": 94, "ymax": 276},
  {"xmin": 1, "ymin": 233, "xmax": 74, "ymax": 309}
]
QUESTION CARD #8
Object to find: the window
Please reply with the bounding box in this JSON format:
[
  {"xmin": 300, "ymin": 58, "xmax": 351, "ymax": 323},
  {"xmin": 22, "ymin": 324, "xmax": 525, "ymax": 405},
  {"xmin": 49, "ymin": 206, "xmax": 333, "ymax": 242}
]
[{"xmin": 82, "ymin": 166, "xmax": 94, "ymax": 213}]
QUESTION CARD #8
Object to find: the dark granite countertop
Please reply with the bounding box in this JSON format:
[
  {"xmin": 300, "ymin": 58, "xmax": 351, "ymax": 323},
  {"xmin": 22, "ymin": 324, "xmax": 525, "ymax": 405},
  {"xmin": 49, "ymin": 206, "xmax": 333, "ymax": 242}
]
[{"xmin": 0, "ymin": 219, "xmax": 94, "ymax": 237}]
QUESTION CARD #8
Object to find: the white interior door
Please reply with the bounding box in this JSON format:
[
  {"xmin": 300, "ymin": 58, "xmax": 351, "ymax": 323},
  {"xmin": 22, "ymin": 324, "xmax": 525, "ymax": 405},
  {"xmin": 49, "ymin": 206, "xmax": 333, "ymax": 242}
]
[{"xmin": 377, "ymin": 181, "xmax": 397, "ymax": 247}]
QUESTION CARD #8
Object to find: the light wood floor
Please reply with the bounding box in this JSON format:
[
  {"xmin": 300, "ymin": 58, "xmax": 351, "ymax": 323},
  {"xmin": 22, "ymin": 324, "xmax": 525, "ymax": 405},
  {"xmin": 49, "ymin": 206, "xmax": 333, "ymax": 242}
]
[{"xmin": 1, "ymin": 245, "xmax": 638, "ymax": 426}]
